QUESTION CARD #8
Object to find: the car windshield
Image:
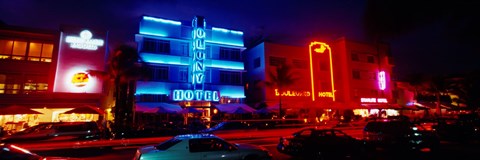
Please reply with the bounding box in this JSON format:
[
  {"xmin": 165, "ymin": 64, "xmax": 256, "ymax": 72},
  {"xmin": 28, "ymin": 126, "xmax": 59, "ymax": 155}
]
[{"xmin": 155, "ymin": 138, "xmax": 182, "ymax": 150}]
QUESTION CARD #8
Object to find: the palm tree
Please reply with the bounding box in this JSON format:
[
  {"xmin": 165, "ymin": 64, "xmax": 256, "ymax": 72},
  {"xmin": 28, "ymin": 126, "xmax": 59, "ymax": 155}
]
[
  {"xmin": 88, "ymin": 44, "xmax": 146, "ymax": 134},
  {"xmin": 264, "ymin": 62, "xmax": 300, "ymax": 118}
]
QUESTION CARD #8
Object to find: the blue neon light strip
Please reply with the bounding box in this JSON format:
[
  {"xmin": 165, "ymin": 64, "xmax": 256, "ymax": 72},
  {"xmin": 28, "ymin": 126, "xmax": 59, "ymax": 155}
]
[
  {"xmin": 139, "ymin": 31, "xmax": 167, "ymax": 37},
  {"xmin": 212, "ymin": 27, "xmax": 244, "ymax": 35},
  {"xmin": 206, "ymin": 40, "xmax": 244, "ymax": 47},
  {"xmin": 217, "ymin": 85, "xmax": 245, "ymax": 98},
  {"xmin": 210, "ymin": 59, "xmax": 244, "ymax": 70},
  {"xmin": 136, "ymin": 81, "xmax": 171, "ymax": 95},
  {"xmin": 136, "ymin": 81, "xmax": 245, "ymax": 98},
  {"xmin": 141, "ymin": 54, "xmax": 244, "ymax": 70},
  {"xmin": 141, "ymin": 53, "xmax": 190, "ymax": 65},
  {"xmin": 143, "ymin": 16, "xmax": 181, "ymax": 25}
]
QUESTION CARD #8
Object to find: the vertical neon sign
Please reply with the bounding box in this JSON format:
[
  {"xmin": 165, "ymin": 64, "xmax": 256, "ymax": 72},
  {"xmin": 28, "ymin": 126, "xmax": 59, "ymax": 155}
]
[
  {"xmin": 192, "ymin": 16, "xmax": 206, "ymax": 90},
  {"xmin": 309, "ymin": 42, "xmax": 335, "ymax": 101},
  {"xmin": 378, "ymin": 71, "xmax": 386, "ymax": 90}
]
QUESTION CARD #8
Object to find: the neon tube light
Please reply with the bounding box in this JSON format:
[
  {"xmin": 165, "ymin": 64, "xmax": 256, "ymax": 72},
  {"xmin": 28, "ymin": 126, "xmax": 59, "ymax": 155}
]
[
  {"xmin": 212, "ymin": 27, "xmax": 244, "ymax": 35},
  {"xmin": 143, "ymin": 16, "xmax": 182, "ymax": 25},
  {"xmin": 378, "ymin": 71, "xmax": 386, "ymax": 90},
  {"xmin": 309, "ymin": 41, "xmax": 336, "ymax": 101}
]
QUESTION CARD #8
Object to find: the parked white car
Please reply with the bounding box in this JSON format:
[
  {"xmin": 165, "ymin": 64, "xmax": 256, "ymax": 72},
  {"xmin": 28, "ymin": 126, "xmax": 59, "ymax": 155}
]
[{"xmin": 133, "ymin": 134, "xmax": 272, "ymax": 160}]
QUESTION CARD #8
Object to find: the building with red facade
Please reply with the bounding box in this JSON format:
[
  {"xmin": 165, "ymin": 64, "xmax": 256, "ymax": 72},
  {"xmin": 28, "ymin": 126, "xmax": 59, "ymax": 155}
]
[
  {"xmin": 245, "ymin": 37, "xmax": 396, "ymax": 119},
  {"xmin": 0, "ymin": 24, "xmax": 110, "ymax": 130}
]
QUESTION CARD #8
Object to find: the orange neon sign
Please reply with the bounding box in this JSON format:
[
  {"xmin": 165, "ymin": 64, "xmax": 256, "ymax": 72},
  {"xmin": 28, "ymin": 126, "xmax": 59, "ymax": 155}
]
[
  {"xmin": 274, "ymin": 89, "xmax": 311, "ymax": 97},
  {"xmin": 309, "ymin": 42, "xmax": 335, "ymax": 101}
]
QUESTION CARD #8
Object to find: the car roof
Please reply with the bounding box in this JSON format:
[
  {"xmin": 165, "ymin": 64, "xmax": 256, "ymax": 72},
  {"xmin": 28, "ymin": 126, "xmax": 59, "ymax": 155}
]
[{"xmin": 173, "ymin": 134, "xmax": 219, "ymax": 140}]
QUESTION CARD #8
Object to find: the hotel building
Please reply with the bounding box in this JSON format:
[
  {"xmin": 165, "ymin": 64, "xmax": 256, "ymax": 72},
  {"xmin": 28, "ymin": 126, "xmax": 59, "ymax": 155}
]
[
  {"xmin": 134, "ymin": 15, "xmax": 249, "ymax": 121},
  {"xmin": 245, "ymin": 37, "xmax": 396, "ymax": 118}
]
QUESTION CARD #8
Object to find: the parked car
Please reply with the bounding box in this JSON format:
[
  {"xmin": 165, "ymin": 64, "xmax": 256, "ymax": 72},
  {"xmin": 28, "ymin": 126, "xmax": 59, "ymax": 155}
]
[
  {"xmin": 363, "ymin": 119, "xmax": 440, "ymax": 153},
  {"xmin": 0, "ymin": 122, "xmax": 101, "ymax": 143},
  {"xmin": 433, "ymin": 116, "xmax": 480, "ymax": 142},
  {"xmin": 133, "ymin": 134, "xmax": 272, "ymax": 160},
  {"xmin": 277, "ymin": 127, "xmax": 368, "ymax": 159},
  {"xmin": 0, "ymin": 143, "xmax": 78, "ymax": 160}
]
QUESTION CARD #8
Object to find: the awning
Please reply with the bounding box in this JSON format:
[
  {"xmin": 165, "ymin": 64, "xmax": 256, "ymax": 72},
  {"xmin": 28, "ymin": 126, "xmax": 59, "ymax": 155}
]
[
  {"xmin": 0, "ymin": 105, "xmax": 43, "ymax": 115},
  {"xmin": 135, "ymin": 102, "xmax": 182, "ymax": 114},
  {"xmin": 63, "ymin": 105, "xmax": 106, "ymax": 114},
  {"xmin": 214, "ymin": 103, "xmax": 256, "ymax": 114},
  {"xmin": 355, "ymin": 103, "xmax": 402, "ymax": 109}
]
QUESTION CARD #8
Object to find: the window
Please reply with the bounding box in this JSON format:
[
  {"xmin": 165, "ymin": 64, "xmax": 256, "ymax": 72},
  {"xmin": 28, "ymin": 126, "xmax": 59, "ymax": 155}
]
[
  {"xmin": 137, "ymin": 94, "xmax": 169, "ymax": 102},
  {"xmin": 219, "ymin": 71, "xmax": 241, "ymax": 85},
  {"xmin": 351, "ymin": 53, "xmax": 359, "ymax": 61},
  {"xmin": 293, "ymin": 59, "xmax": 307, "ymax": 69},
  {"xmin": 269, "ymin": 56, "xmax": 286, "ymax": 66},
  {"xmin": 23, "ymin": 82, "xmax": 48, "ymax": 94},
  {"xmin": 204, "ymin": 69, "xmax": 211, "ymax": 83},
  {"xmin": 0, "ymin": 40, "xmax": 13, "ymax": 59},
  {"xmin": 142, "ymin": 38, "xmax": 170, "ymax": 54},
  {"xmin": 28, "ymin": 42, "xmax": 53, "ymax": 62},
  {"xmin": 219, "ymin": 47, "xmax": 241, "ymax": 61},
  {"xmin": 254, "ymin": 57, "xmax": 261, "ymax": 68},
  {"xmin": 12, "ymin": 41, "xmax": 27, "ymax": 60},
  {"xmin": 0, "ymin": 40, "xmax": 53, "ymax": 62},
  {"xmin": 205, "ymin": 45, "xmax": 211, "ymax": 58},
  {"xmin": 180, "ymin": 42, "xmax": 189, "ymax": 56},
  {"xmin": 352, "ymin": 70, "xmax": 360, "ymax": 79},
  {"xmin": 0, "ymin": 74, "xmax": 5, "ymax": 94},
  {"xmin": 320, "ymin": 63, "xmax": 329, "ymax": 71},
  {"xmin": 189, "ymin": 138, "xmax": 228, "ymax": 152},
  {"xmin": 367, "ymin": 55, "xmax": 375, "ymax": 63},
  {"xmin": 179, "ymin": 67, "xmax": 188, "ymax": 82},
  {"xmin": 147, "ymin": 66, "xmax": 169, "ymax": 81},
  {"xmin": 156, "ymin": 138, "xmax": 182, "ymax": 150}
]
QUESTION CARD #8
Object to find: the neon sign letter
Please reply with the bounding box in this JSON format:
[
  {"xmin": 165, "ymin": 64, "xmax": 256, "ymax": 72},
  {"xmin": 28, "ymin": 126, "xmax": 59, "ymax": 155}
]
[
  {"xmin": 192, "ymin": 16, "xmax": 206, "ymax": 88},
  {"xmin": 65, "ymin": 30, "xmax": 104, "ymax": 50},
  {"xmin": 309, "ymin": 42, "xmax": 336, "ymax": 101},
  {"xmin": 378, "ymin": 71, "xmax": 386, "ymax": 90},
  {"xmin": 172, "ymin": 89, "xmax": 219, "ymax": 101}
]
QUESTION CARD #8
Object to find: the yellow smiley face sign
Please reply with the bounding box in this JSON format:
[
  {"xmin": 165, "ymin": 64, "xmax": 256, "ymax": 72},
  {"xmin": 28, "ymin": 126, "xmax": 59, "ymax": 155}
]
[{"xmin": 71, "ymin": 72, "xmax": 89, "ymax": 87}]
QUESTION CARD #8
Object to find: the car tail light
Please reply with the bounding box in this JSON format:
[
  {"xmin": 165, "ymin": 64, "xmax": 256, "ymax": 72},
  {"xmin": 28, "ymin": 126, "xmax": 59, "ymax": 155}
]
[{"xmin": 280, "ymin": 137, "xmax": 289, "ymax": 146}]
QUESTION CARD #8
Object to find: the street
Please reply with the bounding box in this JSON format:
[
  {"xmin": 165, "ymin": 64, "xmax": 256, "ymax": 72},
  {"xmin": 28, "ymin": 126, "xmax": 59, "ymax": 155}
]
[{"xmin": 29, "ymin": 127, "xmax": 480, "ymax": 160}]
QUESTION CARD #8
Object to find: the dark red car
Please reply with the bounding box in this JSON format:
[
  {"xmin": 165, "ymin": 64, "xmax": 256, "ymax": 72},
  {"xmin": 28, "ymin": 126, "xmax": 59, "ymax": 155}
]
[{"xmin": 277, "ymin": 127, "xmax": 368, "ymax": 159}]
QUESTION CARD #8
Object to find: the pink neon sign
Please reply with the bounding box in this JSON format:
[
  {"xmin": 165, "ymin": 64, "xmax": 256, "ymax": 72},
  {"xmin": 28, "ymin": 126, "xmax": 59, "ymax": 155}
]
[{"xmin": 378, "ymin": 71, "xmax": 386, "ymax": 90}]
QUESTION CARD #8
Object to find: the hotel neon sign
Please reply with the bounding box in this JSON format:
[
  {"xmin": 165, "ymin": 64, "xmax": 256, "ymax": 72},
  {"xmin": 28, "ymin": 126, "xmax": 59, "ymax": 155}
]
[
  {"xmin": 378, "ymin": 71, "xmax": 386, "ymax": 90},
  {"xmin": 361, "ymin": 98, "xmax": 388, "ymax": 103},
  {"xmin": 273, "ymin": 89, "xmax": 333, "ymax": 98},
  {"xmin": 65, "ymin": 30, "xmax": 104, "ymax": 50},
  {"xmin": 172, "ymin": 90, "xmax": 220, "ymax": 101},
  {"xmin": 192, "ymin": 16, "xmax": 206, "ymax": 89},
  {"xmin": 274, "ymin": 89, "xmax": 311, "ymax": 97},
  {"xmin": 309, "ymin": 42, "xmax": 336, "ymax": 101}
]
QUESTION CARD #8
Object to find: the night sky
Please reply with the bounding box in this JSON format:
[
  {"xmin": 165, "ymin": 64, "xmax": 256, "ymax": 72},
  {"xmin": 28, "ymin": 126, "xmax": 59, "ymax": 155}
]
[{"xmin": 1, "ymin": 0, "xmax": 478, "ymax": 80}]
